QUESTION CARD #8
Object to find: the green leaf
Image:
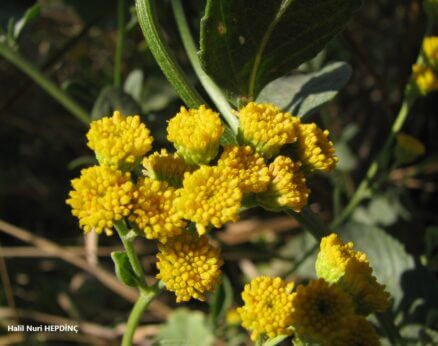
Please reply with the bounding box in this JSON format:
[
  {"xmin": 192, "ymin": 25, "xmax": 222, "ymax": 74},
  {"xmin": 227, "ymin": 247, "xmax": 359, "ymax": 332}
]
[
  {"xmin": 199, "ymin": 1, "xmax": 361, "ymax": 100},
  {"xmin": 91, "ymin": 86, "xmax": 142, "ymax": 120},
  {"xmin": 14, "ymin": 3, "xmax": 40, "ymax": 39},
  {"xmin": 124, "ymin": 69, "xmax": 144, "ymax": 103},
  {"xmin": 209, "ymin": 275, "xmax": 233, "ymax": 329},
  {"xmin": 110, "ymin": 251, "xmax": 138, "ymax": 287},
  {"xmin": 257, "ymin": 62, "xmax": 352, "ymax": 118},
  {"xmin": 157, "ymin": 308, "xmax": 214, "ymax": 346}
]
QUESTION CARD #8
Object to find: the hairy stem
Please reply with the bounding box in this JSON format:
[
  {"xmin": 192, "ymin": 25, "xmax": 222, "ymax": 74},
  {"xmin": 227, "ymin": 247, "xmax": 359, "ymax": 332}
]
[
  {"xmin": 115, "ymin": 221, "xmax": 146, "ymax": 288},
  {"xmin": 122, "ymin": 284, "xmax": 161, "ymax": 346},
  {"xmin": 287, "ymin": 206, "xmax": 331, "ymax": 240},
  {"xmin": 171, "ymin": 0, "xmax": 239, "ymax": 133},
  {"xmin": 135, "ymin": 0, "xmax": 205, "ymax": 108},
  {"xmin": 0, "ymin": 42, "xmax": 89, "ymax": 124},
  {"xmin": 114, "ymin": 0, "xmax": 126, "ymax": 88}
]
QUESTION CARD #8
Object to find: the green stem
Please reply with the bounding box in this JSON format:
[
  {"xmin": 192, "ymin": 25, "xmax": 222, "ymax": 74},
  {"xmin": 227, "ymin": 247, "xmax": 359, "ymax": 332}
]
[
  {"xmin": 135, "ymin": 0, "xmax": 205, "ymax": 108},
  {"xmin": 122, "ymin": 284, "xmax": 161, "ymax": 346},
  {"xmin": 114, "ymin": 0, "xmax": 126, "ymax": 88},
  {"xmin": 170, "ymin": 0, "xmax": 239, "ymax": 133},
  {"xmin": 287, "ymin": 206, "xmax": 331, "ymax": 241},
  {"xmin": 0, "ymin": 42, "xmax": 89, "ymax": 124},
  {"xmin": 115, "ymin": 221, "xmax": 146, "ymax": 288},
  {"xmin": 332, "ymin": 88, "xmax": 417, "ymax": 228}
]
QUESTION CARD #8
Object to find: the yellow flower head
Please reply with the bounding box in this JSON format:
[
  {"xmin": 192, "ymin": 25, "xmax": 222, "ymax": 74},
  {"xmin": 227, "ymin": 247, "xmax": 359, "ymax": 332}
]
[
  {"xmin": 329, "ymin": 315, "xmax": 380, "ymax": 346},
  {"xmin": 256, "ymin": 156, "xmax": 309, "ymax": 212},
  {"xmin": 412, "ymin": 64, "xmax": 438, "ymax": 94},
  {"xmin": 295, "ymin": 123, "xmax": 338, "ymax": 173},
  {"xmin": 237, "ymin": 276, "xmax": 295, "ymax": 341},
  {"xmin": 316, "ymin": 233, "xmax": 390, "ymax": 315},
  {"xmin": 218, "ymin": 145, "xmax": 270, "ymax": 193},
  {"xmin": 177, "ymin": 166, "xmax": 242, "ymax": 235},
  {"xmin": 423, "ymin": 36, "xmax": 438, "ymax": 66},
  {"xmin": 316, "ymin": 233, "xmax": 368, "ymax": 282},
  {"xmin": 87, "ymin": 111, "xmax": 153, "ymax": 170},
  {"xmin": 238, "ymin": 102, "xmax": 299, "ymax": 158},
  {"xmin": 156, "ymin": 233, "xmax": 223, "ymax": 302},
  {"xmin": 167, "ymin": 105, "xmax": 224, "ymax": 165},
  {"xmin": 66, "ymin": 166, "xmax": 134, "ymax": 234},
  {"xmin": 142, "ymin": 149, "xmax": 194, "ymax": 187},
  {"xmin": 291, "ymin": 279, "xmax": 354, "ymax": 344},
  {"xmin": 128, "ymin": 178, "xmax": 186, "ymax": 243}
]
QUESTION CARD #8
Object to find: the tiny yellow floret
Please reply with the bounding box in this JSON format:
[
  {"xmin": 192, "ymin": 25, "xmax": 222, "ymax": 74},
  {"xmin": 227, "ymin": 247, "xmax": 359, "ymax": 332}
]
[
  {"xmin": 291, "ymin": 279, "xmax": 355, "ymax": 344},
  {"xmin": 87, "ymin": 111, "xmax": 153, "ymax": 169},
  {"xmin": 238, "ymin": 102, "xmax": 300, "ymax": 158},
  {"xmin": 412, "ymin": 64, "xmax": 438, "ymax": 94},
  {"xmin": 142, "ymin": 149, "xmax": 194, "ymax": 187},
  {"xmin": 156, "ymin": 233, "xmax": 223, "ymax": 302},
  {"xmin": 218, "ymin": 145, "xmax": 270, "ymax": 193},
  {"xmin": 316, "ymin": 233, "xmax": 390, "ymax": 315},
  {"xmin": 295, "ymin": 123, "xmax": 338, "ymax": 173},
  {"xmin": 177, "ymin": 166, "xmax": 242, "ymax": 235},
  {"xmin": 237, "ymin": 276, "xmax": 295, "ymax": 341},
  {"xmin": 423, "ymin": 36, "xmax": 438, "ymax": 66},
  {"xmin": 66, "ymin": 165, "xmax": 134, "ymax": 234},
  {"xmin": 256, "ymin": 156, "xmax": 309, "ymax": 212},
  {"xmin": 129, "ymin": 178, "xmax": 186, "ymax": 243},
  {"xmin": 167, "ymin": 105, "xmax": 224, "ymax": 165},
  {"xmin": 329, "ymin": 315, "xmax": 381, "ymax": 346}
]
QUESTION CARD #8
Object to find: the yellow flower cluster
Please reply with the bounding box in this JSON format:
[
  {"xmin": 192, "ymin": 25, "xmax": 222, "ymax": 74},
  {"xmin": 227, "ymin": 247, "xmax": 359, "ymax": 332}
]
[
  {"xmin": 413, "ymin": 36, "xmax": 438, "ymax": 94},
  {"xmin": 412, "ymin": 64, "xmax": 438, "ymax": 94},
  {"xmin": 238, "ymin": 102, "xmax": 299, "ymax": 158},
  {"xmin": 167, "ymin": 105, "xmax": 224, "ymax": 165},
  {"xmin": 156, "ymin": 233, "xmax": 223, "ymax": 302},
  {"xmin": 291, "ymin": 279, "xmax": 354, "ymax": 343},
  {"xmin": 237, "ymin": 276, "xmax": 294, "ymax": 341},
  {"xmin": 238, "ymin": 234, "xmax": 388, "ymax": 344},
  {"xmin": 86, "ymin": 111, "xmax": 153, "ymax": 170},
  {"xmin": 142, "ymin": 149, "xmax": 193, "ymax": 187},
  {"xmin": 329, "ymin": 315, "xmax": 380, "ymax": 346},
  {"xmin": 423, "ymin": 36, "xmax": 438, "ymax": 66},
  {"xmin": 176, "ymin": 166, "xmax": 242, "ymax": 235},
  {"xmin": 68, "ymin": 101, "xmax": 340, "ymax": 304},
  {"xmin": 256, "ymin": 156, "xmax": 309, "ymax": 212},
  {"xmin": 316, "ymin": 233, "xmax": 390, "ymax": 315},
  {"xmin": 218, "ymin": 145, "xmax": 270, "ymax": 193},
  {"xmin": 295, "ymin": 123, "xmax": 338, "ymax": 173},
  {"xmin": 129, "ymin": 178, "xmax": 185, "ymax": 243},
  {"xmin": 66, "ymin": 166, "xmax": 134, "ymax": 234}
]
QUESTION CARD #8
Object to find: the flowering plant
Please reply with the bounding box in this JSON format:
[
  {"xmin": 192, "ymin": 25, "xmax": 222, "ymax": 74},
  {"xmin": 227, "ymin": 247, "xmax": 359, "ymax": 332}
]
[{"xmin": 1, "ymin": 1, "xmax": 438, "ymax": 345}]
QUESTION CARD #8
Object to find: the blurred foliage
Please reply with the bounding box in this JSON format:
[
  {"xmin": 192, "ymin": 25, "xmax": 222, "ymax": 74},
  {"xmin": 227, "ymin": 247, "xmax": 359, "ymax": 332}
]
[{"xmin": 0, "ymin": 0, "xmax": 437, "ymax": 345}]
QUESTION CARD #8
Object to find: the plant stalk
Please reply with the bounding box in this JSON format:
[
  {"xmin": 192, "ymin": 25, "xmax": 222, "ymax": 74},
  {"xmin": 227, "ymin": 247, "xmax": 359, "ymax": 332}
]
[
  {"xmin": 122, "ymin": 285, "xmax": 161, "ymax": 346},
  {"xmin": 115, "ymin": 221, "xmax": 146, "ymax": 288},
  {"xmin": 114, "ymin": 0, "xmax": 126, "ymax": 88},
  {"xmin": 170, "ymin": 0, "xmax": 239, "ymax": 133},
  {"xmin": 332, "ymin": 88, "xmax": 416, "ymax": 228},
  {"xmin": 135, "ymin": 0, "xmax": 205, "ymax": 108},
  {"xmin": 0, "ymin": 43, "xmax": 89, "ymax": 124}
]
